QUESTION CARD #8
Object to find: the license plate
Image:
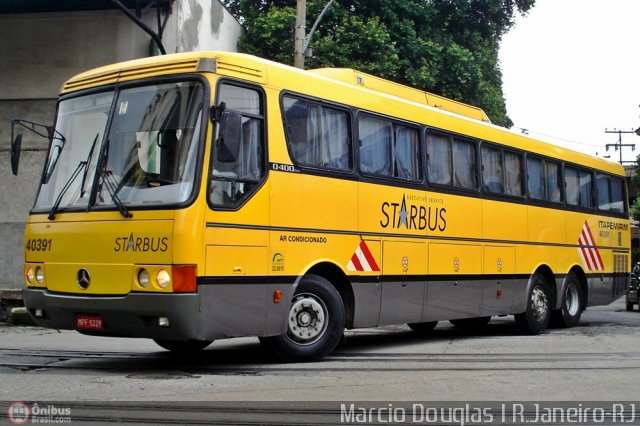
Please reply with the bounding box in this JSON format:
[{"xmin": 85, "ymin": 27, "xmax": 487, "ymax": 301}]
[{"xmin": 76, "ymin": 313, "xmax": 104, "ymax": 330}]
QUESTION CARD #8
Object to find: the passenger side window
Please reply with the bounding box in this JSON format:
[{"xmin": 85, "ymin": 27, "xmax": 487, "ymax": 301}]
[
  {"xmin": 427, "ymin": 133, "xmax": 477, "ymax": 189},
  {"xmin": 210, "ymin": 83, "xmax": 265, "ymax": 208},
  {"xmin": 504, "ymin": 151, "xmax": 524, "ymax": 196},
  {"xmin": 527, "ymin": 157, "xmax": 545, "ymax": 200},
  {"xmin": 481, "ymin": 145, "xmax": 504, "ymax": 193},
  {"xmin": 566, "ymin": 166, "xmax": 594, "ymax": 208},
  {"xmin": 546, "ymin": 160, "xmax": 562, "ymax": 203},
  {"xmin": 283, "ymin": 96, "xmax": 351, "ymax": 170},
  {"xmin": 359, "ymin": 115, "xmax": 421, "ymax": 181},
  {"xmin": 427, "ymin": 133, "xmax": 452, "ymax": 186},
  {"xmin": 453, "ymin": 139, "xmax": 477, "ymax": 189},
  {"xmin": 597, "ymin": 174, "xmax": 625, "ymax": 213},
  {"xmin": 527, "ymin": 156, "xmax": 563, "ymax": 203}
]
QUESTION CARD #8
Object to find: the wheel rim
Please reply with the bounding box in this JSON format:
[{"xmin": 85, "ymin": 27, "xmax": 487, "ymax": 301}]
[
  {"xmin": 530, "ymin": 286, "xmax": 549, "ymax": 321},
  {"xmin": 286, "ymin": 293, "xmax": 328, "ymax": 345},
  {"xmin": 565, "ymin": 283, "xmax": 580, "ymax": 316}
]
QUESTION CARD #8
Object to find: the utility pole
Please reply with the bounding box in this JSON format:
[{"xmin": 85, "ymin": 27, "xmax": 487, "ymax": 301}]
[
  {"xmin": 294, "ymin": 0, "xmax": 336, "ymax": 69},
  {"xmin": 294, "ymin": 0, "xmax": 307, "ymax": 69},
  {"xmin": 604, "ymin": 128, "xmax": 636, "ymax": 165}
]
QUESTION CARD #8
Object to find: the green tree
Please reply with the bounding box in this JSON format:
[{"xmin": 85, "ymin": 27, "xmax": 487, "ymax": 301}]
[{"xmin": 222, "ymin": 0, "xmax": 535, "ymax": 127}]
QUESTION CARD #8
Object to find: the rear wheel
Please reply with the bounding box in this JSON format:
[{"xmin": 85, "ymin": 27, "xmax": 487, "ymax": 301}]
[
  {"xmin": 449, "ymin": 316, "xmax": 491, "ymax": 329},
  {"xmin": 627, "ymin": 301, "xmax": 635, "ymax": 311},
  {"xmin": 515, "ymin": 273, "xmax": 551, "ymax": 335},
  {"xmin": 259, "ymin": 274, "xmax": 345, "ymax": 362},
  {"xmin": 407, "ymin": 321, "xmax": 438, "ymax": 334},
  {"xmin": 550, "ymin": 273, "xmax": 583, "ymax": 328},
  {"xmin": 153, "ymin": 339, "xmax": 213, "ymax": 353}
]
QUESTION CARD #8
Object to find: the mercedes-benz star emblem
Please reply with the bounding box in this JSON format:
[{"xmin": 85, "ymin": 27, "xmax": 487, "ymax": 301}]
[{"xmin": 77, "ymin": 268, "xmax": 91, "ymax": 290}]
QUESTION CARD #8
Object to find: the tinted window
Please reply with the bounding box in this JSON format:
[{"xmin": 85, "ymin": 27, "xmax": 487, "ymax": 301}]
[
  {"xmin": 565, "ymin": 167, "xmax": 580, "ymax": 206},
  {"xmin": 427, "ymin": 133, "xmax": 452, "ymax": 185},
  {"xmin": 358, "ymin": 116, "xmax": 421, "ymax": 181},
  {"xmin": 566, "ymin": 167, "xmax": 594, "ymax": 208},
  {"xmin": 527, "ymin": 157, "xmax": 544, "ymax": 200},
  {"xmin": 546, "ymin": 160, "xmax": 562, "ymax": 203},
  {"xmin": 482, "ymin": 145, "xmax": 503, "ymax": 193},
  {"xmin": 453, "ymin": 139, "xmax": 477, "ymax": 189},
  {"xmin": 504, "ymin": 151, "xmax": 524, "ymax": 196},
  {"xmin": 283, "ymin": 96, "xmax": 351, "ymax": 170},
  {"xmin": 597, "ymin": 174, "xmax": 625, "ymax": 213},
  {"xmin": 578, "ymin": 170, "xmax": 594, "ymax": 208}
]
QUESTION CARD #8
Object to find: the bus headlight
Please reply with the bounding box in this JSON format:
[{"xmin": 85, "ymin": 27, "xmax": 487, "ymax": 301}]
[
  {"xmin": 137, "ymin": 269, "xmax": 150, "ymax": 288},
  {"xmin": 35, "ymin": 267, "xmax": 45, "ymax": 285},
  {"xmin": 156, "ymin": 269, "xmax": 171, "ymax": 289},
  {"xmin": 26, "ymin": 266, "xmax": 35, "ymax": 284}
]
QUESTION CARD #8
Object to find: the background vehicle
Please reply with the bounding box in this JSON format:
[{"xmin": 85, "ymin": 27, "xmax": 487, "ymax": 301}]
[
  {"xmin": 11, "ymin": 52, "xmax": 630, "ymax": 361},
  {"xmin": 626, "ymin": 263, "xmax": 640, "ymax": 311}
]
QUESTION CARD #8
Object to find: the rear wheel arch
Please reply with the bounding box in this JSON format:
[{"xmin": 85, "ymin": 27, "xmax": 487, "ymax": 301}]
[
  {"xmin": 533, "ymin": 265, "xmax": 557, "ymax": 308},
  {"xmin": 568, "ymin": 265, "xmax": 588, "ymax": 309}
]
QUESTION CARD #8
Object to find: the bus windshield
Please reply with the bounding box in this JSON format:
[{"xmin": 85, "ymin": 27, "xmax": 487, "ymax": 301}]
[{"xmin": 34, "ymin": 80, "xmax": 205, "ymax": 213}]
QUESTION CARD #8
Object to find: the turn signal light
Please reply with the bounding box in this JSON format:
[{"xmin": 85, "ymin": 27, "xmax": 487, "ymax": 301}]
[{"xmin": 172, "ymin": 265, "xmax": 197, "ymax": 293}]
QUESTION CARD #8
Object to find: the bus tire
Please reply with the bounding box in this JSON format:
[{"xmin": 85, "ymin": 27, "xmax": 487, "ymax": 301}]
[
  {"xmin": 449, "ymin": 316, "xmax": 491, "ymax": 329},
  {"xmin": 550, "ymin": 273, "xmax": 583, "ymax": 328},
  {"xmin": 153, "ymin": 339, "xmax": 213, "ymax": 353},
  {"xmin": 407, "ymin": 321, "xmax": 438, "ymax": 334},
  {"xmin": 515, "ymin": 273, "xmax": 551, "ymax": 335},
  {"xmin": 627, "ymin": 301, "xmax": 634, "ymax": 312},
  {"xmin": 259, "ymin": 274, "xmax": 345, "ymax": 362}
]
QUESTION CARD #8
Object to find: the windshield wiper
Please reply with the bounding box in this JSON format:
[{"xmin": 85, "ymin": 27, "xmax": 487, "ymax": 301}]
[
  {"xmin": 48, "ymin": 133, "xmax": 102, "ymax": 220},
  {"xmin": 99, "ymin": 169, "xmax": 133, "ymax": 219},
  {"xmin": 80, "ymin": 133, "xmax": 100, "ymax": 197},
  {"xmin": 48, "ymin": 161, "xmax": 86, "ymax": 220}
]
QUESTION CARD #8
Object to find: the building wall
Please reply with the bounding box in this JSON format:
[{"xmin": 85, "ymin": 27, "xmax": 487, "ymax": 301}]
[{"xmin": 0, "ymin": 1, "xmax": 241, "ymax": 289}]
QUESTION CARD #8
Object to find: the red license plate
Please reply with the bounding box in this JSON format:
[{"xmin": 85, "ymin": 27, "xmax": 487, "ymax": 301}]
[{"xmin": 76, "ymin": 313, "xmax": 104, "ymax": 330}]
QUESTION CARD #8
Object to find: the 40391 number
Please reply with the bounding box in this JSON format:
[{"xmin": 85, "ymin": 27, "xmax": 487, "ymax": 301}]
[{"xmin": 26, "ymin": 238, "xmax": 52, "ymax": 252}]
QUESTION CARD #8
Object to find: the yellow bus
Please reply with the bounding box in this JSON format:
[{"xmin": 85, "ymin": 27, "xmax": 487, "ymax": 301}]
[{"xmin": 11, "ymin": 52, "xmax": 630, "ymax": 362}]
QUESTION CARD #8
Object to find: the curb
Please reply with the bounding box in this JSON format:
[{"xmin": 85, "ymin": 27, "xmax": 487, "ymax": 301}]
[
  {"xmin": 1, "ymin": 288, "xmax": 25, "ymax": 324},
  {"xmin": 8, "ymin": 307, "xmax": 36, "ymax": 326}
]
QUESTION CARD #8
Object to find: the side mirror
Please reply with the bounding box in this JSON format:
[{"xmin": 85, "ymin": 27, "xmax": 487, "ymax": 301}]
[
  {"xmin": 216, "ymin": 111, "xmax": 242, "ymax": 163},
  {"xmin": 11, "ymin": 133, "xmax": 22, "ymax": 176}
]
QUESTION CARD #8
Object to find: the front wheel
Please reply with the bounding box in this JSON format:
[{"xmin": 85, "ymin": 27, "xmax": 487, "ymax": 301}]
[
  {"xmin": 259, "ymin": 274, "xmax": 345, "ymax": 362},
  {"xmin": 515, "ymin": 273, "xmax": 551, "ymax": 335},
  {"xmin": 550, "ymin": 273, "xmax": 583, "ymax": 328}
]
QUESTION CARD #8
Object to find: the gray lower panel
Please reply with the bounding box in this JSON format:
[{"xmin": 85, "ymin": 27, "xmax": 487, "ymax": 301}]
[
  {"xmin": 481, "ymin": 279, "xmax": 527, "ymax": 316},
  {"xmin": 587, "ymin": 274, "xmax": 628, "ymax": 306},
  {"xmin": 23, "ymin": 288, "xmax": 204, "ymax": 341},
  {"xmin": 23, "ymin": 283, "xmax": 296, "ymax": 341},
  {"xmin": 199, "ymin": 283, "xmax": 294, "ymax": 339},
  {"xmin": 423, "ymin": 280, "xmax": 483, "ymax": 322},
  {"xmin": 378, "ymin": 280, "xmax": 424, "ymax": 326}
]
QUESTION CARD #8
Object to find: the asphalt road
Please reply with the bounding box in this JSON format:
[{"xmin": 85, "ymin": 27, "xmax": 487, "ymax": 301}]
[{"xmin": 0, "ymin": 298, "xmax": 639, "ymax": 424}]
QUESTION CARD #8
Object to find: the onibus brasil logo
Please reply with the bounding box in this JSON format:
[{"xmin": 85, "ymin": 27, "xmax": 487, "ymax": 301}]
[{"xmin": 7, "ymin": 402, "xmax": 72, "ymax": 424}]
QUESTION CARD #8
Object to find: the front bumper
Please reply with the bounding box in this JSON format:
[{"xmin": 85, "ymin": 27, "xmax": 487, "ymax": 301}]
[{"xmin": 23, "ymin": 288, "xmax": 204, "ymax": 341}]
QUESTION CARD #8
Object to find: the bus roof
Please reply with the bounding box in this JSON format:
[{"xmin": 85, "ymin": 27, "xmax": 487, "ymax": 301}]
[
  {"xmin": 310, "ymin": 68, "xmax": 492, "ymax": 124},
  {"xmin": 60, "ymin": 51, "xmax": 624, "ymax": 177}
]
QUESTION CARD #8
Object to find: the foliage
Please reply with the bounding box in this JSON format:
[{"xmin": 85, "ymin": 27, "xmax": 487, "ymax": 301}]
[{"xmin": 222, "ymin": 0, "xmax": 535, "ymax": 127}]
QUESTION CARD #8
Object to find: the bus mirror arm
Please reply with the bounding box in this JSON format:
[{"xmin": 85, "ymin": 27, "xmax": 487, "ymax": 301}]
[
  {"xmin": 210, "ymin": 102, "xmax": 226, "ymax": 123},
  {"xmin": 9, "ymin": 118, "xmax": 65, "ymax": 175}
]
